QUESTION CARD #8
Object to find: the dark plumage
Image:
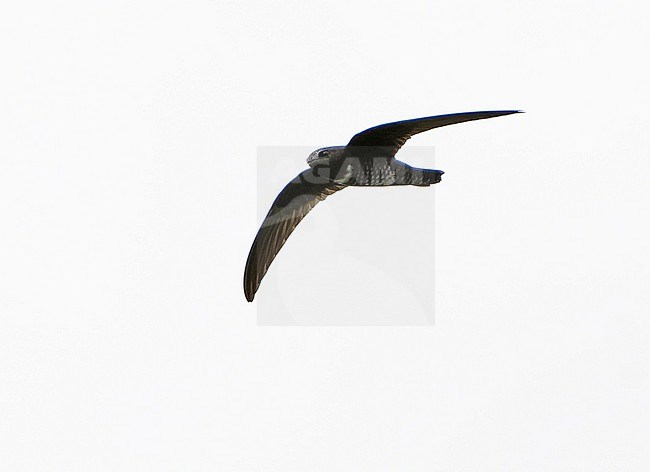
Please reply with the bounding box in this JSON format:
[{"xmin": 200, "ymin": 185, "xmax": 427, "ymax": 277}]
[{"xmin": 244, "ymin": 110, "xmax": 522, "ymax": 301}]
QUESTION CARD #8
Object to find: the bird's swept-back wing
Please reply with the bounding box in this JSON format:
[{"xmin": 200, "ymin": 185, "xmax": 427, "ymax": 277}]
[
  {"xmin": 346, "ymin": 110, "xmax": 521, "ymax": 157},
  {"xmin": 244, "ymin": 169, "xmax": 346, "ymax": 302}
]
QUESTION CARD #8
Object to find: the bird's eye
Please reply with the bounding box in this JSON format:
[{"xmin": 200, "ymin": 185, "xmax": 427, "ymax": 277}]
[{"xmin": 318, "ymin": 150, "xmax": 329, "ymax": 158}]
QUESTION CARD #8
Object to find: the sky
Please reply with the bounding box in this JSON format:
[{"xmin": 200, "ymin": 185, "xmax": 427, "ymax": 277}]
[{"xmin": 1, "ymin": 0, "xmax": 649, "ymax": 470}]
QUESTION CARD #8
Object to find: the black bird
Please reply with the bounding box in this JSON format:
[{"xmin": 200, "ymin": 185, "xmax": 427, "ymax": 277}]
[{"xmin": 244, "ymin": 110, "xmax": 521, "ymax": 301}]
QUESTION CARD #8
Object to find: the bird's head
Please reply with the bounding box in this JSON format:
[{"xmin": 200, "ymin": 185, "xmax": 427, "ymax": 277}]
[{"xmin": 306, "ymin": 146, "xmax": 346, "ymax": 168}]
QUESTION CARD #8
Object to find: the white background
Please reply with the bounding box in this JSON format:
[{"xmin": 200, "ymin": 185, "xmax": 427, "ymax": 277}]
[{"xmin": 1, "ymin": 0, "xmax": 649, "ymax": 470}]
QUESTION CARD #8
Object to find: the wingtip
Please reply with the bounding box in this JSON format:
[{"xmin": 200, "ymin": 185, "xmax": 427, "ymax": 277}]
[
  {"xmin": 244, "ymin": 277, "xmax": 255, "ymax": 302},
  {"xmin": 499, "ymin": 109, "xmax": 524, "ymax": 117},
  {"xmin": 473, "ymin": 109, "xmax": 524, "ymax": 117}
]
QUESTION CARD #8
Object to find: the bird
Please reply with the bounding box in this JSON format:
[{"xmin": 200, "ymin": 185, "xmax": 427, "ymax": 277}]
[{"xmin": 244, "ymin": 110, "xmax": 521, "ymax": 301}]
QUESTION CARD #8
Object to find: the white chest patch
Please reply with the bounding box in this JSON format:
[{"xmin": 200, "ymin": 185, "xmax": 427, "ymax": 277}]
[{"xmin": 336, "ymin": 164, "xmax": 354, "ymax": 184}]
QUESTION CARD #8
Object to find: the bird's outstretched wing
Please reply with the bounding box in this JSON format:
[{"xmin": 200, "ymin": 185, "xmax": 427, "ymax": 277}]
[
  {"xmin": 244, "ymin": 169, "xmax": 346, "ymax": 302},
  {"xmin": 346, "ymin": 110, "xmax": 522, "ymax": 157}
]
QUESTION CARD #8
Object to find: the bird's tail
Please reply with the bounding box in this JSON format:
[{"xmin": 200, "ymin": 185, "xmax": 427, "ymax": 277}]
[{"xmin": 394, "ymin": 162, "xmax": 444, "ymax": 186}]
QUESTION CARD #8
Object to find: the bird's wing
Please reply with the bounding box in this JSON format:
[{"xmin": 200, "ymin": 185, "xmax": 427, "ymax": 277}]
[
  {"xmin": 346, "ymin": 110, "xmax": 522, "ymax": 157},
  {"xmin": 244, "ymin": 169, "xmax": 346, "ymax": 302}
]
